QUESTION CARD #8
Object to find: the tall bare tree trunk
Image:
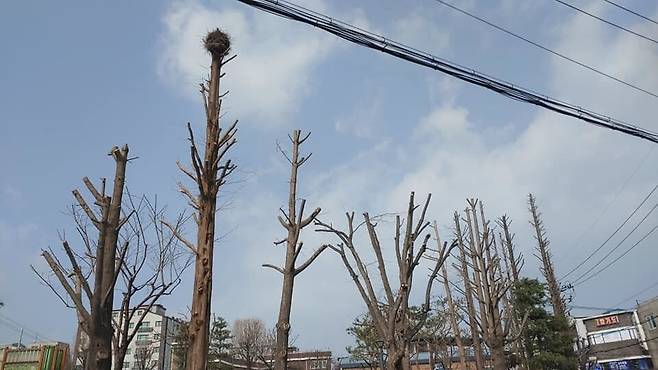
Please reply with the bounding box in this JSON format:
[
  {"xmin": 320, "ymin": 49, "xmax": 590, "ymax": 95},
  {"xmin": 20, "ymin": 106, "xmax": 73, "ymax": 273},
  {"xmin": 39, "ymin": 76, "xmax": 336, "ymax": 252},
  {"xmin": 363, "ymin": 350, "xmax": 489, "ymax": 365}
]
[
  {"xmin": 498, "ymin": 216, "xmax": 528, "ymax": 370},
  {"xmin": 434, "ymin": 224, "xmax": 467, "ymax": 370},
  {"xmin": 528, "ymin": 194, "xmax": 566, "ymax": 319},
  {"xmin": 264, "ymin": 130, "xmax": 326, "ymax": 370},
  {"xmin": 176, "ymin": 30, "xmax": 238, "ymax": 370},
  {"xmin": 454, "ymin": 212, "xmax": 484, "ymax": 370}
]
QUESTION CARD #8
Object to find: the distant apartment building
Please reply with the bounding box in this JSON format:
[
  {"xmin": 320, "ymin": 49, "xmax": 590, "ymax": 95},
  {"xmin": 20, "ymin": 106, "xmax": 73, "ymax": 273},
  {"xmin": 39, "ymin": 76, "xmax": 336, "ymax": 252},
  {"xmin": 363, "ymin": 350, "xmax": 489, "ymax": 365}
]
[
  {"xmin": 574, "ymin": 310, "xmax": 653, "ymax": 370},
  {"xmin": 637, "ymin": 296, "xmax": 658, "ymax": 363},
  {"xmin": 112, "ymin": 304, "xmax": 181, "ymax": 370}
]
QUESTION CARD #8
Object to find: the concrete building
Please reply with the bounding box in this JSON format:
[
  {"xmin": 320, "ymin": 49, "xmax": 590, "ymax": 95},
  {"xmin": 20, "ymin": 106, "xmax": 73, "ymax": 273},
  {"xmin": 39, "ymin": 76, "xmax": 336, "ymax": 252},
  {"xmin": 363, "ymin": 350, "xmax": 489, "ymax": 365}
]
[
  {"xmin": 574, "ymin": 310, "xmax": 653, "ymax": 369},
  {"xmin": 112, "ymin": 304, "xmax": 181, "ymax": 370},
  {"xmin": 637, "ymin": 296, "xmax": 658, "ymax": 363}
]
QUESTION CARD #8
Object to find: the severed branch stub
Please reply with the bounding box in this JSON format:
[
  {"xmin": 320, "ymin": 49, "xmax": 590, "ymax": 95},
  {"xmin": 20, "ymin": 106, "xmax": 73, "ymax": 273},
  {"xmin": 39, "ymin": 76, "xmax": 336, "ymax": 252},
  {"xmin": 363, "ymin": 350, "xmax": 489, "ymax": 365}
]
[{"xmin": 266, "ymin": 130, "xmax": 328, "ymax": 370}]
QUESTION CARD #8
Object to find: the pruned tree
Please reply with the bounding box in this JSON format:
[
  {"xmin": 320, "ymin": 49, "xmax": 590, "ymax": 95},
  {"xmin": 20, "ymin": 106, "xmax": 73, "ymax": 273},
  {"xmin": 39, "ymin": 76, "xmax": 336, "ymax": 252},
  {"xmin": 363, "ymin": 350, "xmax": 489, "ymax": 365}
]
[
  {"xmin": 33, "ymin": 145, "xmax": 130, "ymax": 370},
  {"xmin": 497, "ymin": 215, "xmax": 523, "ymax": 285},
  {"xmin": 433, "ymin": 224, "xmax": 467, "ymax": 370},
  {"xmin": 316, "ymin": 192, "xmax": 455, "ymax": 370},
  {"xmin": 497, "ymin": 215, "xmax": 527, "ymax": 370},
  {"xmin": 461, "ymin": 199, "xmax": 527, "ymax": 370},
  {"xmin": 163, "ymin": 29, "xmax": 239, "ymax": 370},
  {"xmin": 452, "ymin": 211, "xmax": 485, "ymax": 370},
  {"xmin": 263, "ymin": 130, "xmax": 328, "ymax": 370},
  {"xmin": 527, "ymin": 194, "xmax": 567, "ymax": 319},
  {"xmin": 232, "ymin": 319, "xmax": 273, "ymax": 370}
]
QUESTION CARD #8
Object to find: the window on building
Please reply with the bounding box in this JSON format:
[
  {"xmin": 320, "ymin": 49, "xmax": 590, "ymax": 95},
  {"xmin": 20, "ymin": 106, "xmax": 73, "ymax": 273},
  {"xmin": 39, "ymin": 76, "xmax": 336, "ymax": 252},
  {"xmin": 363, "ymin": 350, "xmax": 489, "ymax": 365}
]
[
  {"xmin": 142, "ymin": 321, "xmax": 150, "ymax": 327},
  {"xmin": 310, "ymin": 361, "xmax": 319, "ymax": 369},
  {"xmin": 137, "ymin": 334, "xmax": 149, "ymax": 342},
  {"xmin": 647, "ymin": 315, "xmax": 657, "ymax": 330},
  {"xmin": 123, "ymin": 363, "xmax": 130, "ymax": 369},
  {"xmin": 155, "ymin": 321, "xmax": 162, "ymax": 327},
  {"xmin": 137, "ymin": 310, "xmax": 143, "ymax": 316},
  {"xmin": 320, "ymin": 360, "xmax": 328, "ymax": 368},
  {"xmin": 153, "ymin": 333, "xmax": 160, "ymax": 341},
  {"xmin": 129, "ymin": 322, "xmax": 135, "ymax": 329},
  {"xmin": 588, "ymin": 328, "xmax": 637, "ymax": 345},
  {"xmin": 126, "ymin": 349, "xmax": 132, "ymax": 355},
  {"xmin": 153, "ymin": 347, "xmax": 160, "ymax": 353},
  {"xmin": 113, "ymin": 313, "xmax": 118, "ymax": 319}
]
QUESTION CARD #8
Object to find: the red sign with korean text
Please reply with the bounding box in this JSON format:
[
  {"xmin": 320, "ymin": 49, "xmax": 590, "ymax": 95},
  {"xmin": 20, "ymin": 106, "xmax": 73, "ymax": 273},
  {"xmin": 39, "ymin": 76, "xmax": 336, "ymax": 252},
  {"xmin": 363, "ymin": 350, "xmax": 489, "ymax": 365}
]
[{"xmin": 595, "ymin": 315, "xmax": 620, "ymax": 326}]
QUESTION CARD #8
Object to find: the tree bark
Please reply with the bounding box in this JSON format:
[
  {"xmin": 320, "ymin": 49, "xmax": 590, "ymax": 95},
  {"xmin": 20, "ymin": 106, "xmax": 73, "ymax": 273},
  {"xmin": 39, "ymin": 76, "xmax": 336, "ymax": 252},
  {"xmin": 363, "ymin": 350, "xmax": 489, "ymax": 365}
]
[{"xmin": 490, "ymin": 343, "xmax": 507, "ymax": 370}]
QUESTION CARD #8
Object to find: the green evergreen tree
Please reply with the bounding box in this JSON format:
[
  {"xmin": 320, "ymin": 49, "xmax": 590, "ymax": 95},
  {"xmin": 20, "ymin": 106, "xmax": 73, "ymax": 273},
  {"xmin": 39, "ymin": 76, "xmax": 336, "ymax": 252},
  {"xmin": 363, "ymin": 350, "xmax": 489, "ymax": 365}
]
[
  {"xmin": 513, "ymin": 278, "xmax": 577, "ymax": 370},
  {"xmin": 346, "ymin": 313, "xmax": 380, "ymax": 368}
]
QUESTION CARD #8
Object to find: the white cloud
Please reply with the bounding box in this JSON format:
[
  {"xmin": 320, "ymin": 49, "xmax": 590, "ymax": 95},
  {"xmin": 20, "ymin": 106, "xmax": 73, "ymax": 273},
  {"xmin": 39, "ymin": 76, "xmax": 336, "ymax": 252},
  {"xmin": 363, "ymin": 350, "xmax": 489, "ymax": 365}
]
[
  {"xmin": 158, "ymin": 0, "xmax": 658, "ymax": 353},
  {"xmin": 392, "ymin": 11, "xmax": 450, "ymax": 53},
  {"xmin": 158, "ymin": 0, "xmax": 336, "ymax": 126}
]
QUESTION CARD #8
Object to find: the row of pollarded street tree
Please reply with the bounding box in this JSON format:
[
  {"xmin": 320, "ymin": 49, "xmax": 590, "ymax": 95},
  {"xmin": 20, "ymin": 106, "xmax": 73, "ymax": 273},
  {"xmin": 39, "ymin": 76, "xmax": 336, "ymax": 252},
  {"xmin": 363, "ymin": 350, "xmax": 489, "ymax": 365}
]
[
  {"xmin": 263, "ymin": 118, "xmax": 579, "ymax": 369},
  {"xmin": 339, "ymin": 197, "xmax": 579, "ymax": 370},
  {"xmin": 33, "ymin": 27, "xmax": 578, "ymax": 370}
]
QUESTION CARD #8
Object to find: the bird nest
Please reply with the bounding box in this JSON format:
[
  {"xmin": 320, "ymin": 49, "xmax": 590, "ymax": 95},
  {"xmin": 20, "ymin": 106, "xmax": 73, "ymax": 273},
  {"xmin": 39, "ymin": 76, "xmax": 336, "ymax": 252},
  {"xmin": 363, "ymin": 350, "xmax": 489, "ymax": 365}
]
[{"xmin": 204, "ymin": 29, "xmax": 231, "ymax": 57}]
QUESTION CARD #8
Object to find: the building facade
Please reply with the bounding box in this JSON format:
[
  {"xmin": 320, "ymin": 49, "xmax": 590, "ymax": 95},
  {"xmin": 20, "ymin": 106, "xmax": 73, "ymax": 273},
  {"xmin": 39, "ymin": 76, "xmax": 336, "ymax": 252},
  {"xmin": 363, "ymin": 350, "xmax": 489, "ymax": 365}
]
[
  {"xmin": 637, "ymin": 297, "xmax": 658, "ymax": 364},
  {"xmin": 113, "ymin": 305, "xmax": 181, "ymax": 370},
  {"xmin": 218, "ymin": 350, "xmax": 332, "ymax": 370},
  {"xmin": 575, "ymin": 310, "xmax": 653, "ymax": 370}
]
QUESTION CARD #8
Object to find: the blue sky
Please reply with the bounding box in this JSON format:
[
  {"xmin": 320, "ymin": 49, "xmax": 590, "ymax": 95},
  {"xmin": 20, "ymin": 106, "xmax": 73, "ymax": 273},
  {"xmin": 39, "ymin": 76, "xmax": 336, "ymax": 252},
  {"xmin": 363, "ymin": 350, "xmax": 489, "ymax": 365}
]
[{"xmin": 1, "ymin": 0, "xmax": 658, "ymax": 356}]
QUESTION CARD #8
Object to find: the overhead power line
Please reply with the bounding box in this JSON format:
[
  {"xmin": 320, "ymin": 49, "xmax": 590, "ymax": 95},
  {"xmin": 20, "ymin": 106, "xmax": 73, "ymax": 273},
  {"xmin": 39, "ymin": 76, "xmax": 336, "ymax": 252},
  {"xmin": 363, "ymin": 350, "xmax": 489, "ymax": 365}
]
[
  {"xmin": 602, "ymin": 0, "xmax": 658, "ymax": 26},
  {"xmin": 571, "ymin": 200, "xmax": 658, "ymax": 285},
  {"xmin": 611, "ymin": 278, "xmax": 658, "ymax": 308},
  {"xmin": 236, "ymin": 0, "xmax": 658, "ymax": 144},
  {"xmin": 553, "ymin": 0, "xmax": 658, "ymax": 45},
  {"xmin": 433, "ymin": 0, "xmax": 658, "ymax": 99},
  {"xmin": 559, "ymin": 147, "xmax": 654, "ymax": 266},
  {"xmin": 561, "ymin": 183, "xmax": 658, "ymax": 279},
  {"xmin": 575, "ymin": 220, "xmax": 658, "ymax": 287}
]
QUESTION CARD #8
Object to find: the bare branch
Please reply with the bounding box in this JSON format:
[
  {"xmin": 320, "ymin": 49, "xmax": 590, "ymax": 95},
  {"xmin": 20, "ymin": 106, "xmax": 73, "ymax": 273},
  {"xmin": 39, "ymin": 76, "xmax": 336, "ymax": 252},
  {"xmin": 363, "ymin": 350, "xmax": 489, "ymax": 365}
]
[
  {"xmin": 161, "ymin": 219, "xmax": 197, "ymax": 255},
  {"xmin": 294, "ymin": 245, "xmax": 329, "ymax": 276},
  {"xmin": 262, "ymin": 264, "xmax": 285, "ymax": 274}
]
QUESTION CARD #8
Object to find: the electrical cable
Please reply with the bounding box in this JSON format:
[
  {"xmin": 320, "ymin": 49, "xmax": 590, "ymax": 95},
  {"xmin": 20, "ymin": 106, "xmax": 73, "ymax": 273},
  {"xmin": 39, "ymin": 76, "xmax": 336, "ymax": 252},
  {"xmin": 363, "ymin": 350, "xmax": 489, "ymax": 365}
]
[
  {"xmin": 602, "ymin": 0, "xmax": 658, "ymax": 26},
  {"xmin": 611, "ymin": 278, "xmax": 658, "ymax": 308},
  {"xmin": 433, "ymin": 0, "xmax": 658, "ymax": 99},
  {"xmin": 575, "ymin": 220, "xmax": 658, "ymax": 287},
  {"xmin": 0, "ymin": 313, "xmax": 54, "ymax": 342},
  {"xmin": 236, "ymin": 0, "xmax": 658, "ymax": 144},
  {"xmin": 558, "ymin": 147, "xmax": 654, "ymax": 266},
  {"xmin": 561, "ymin": 183, "xmax": 658, "ymax": 279},
  {"xmin": 571, "ymin": 200, "xmax": 658, "ymax": 285},
  {"xmin": 553, "ymin": 0, "xmax": 658, "ymax": 45}
]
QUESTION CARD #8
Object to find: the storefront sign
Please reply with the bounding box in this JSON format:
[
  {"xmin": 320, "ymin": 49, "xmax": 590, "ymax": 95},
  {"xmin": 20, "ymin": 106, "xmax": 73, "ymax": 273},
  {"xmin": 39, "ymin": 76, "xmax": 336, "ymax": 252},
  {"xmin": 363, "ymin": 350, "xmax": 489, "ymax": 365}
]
[{"xmin": 595, "ymin": 315, "xmax": 620, "ymax": 326}]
